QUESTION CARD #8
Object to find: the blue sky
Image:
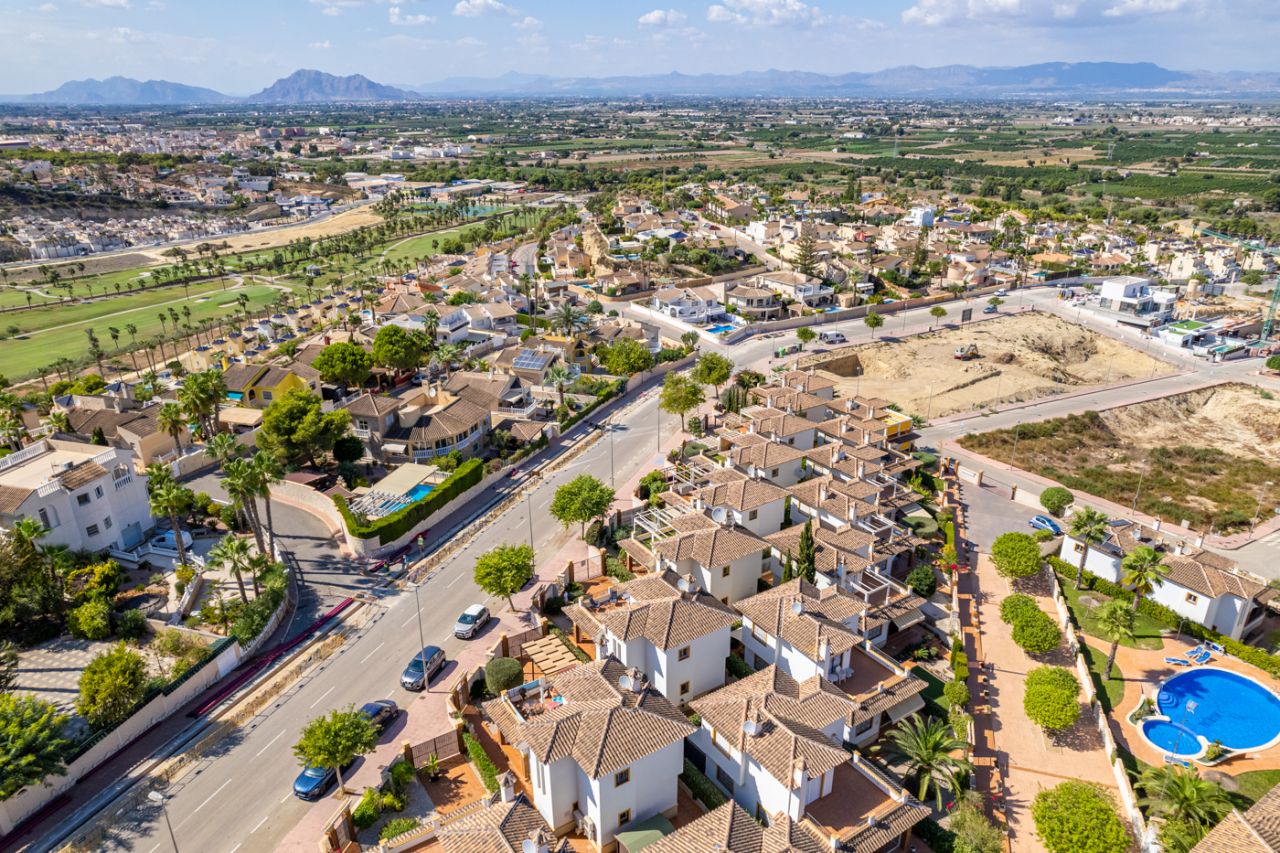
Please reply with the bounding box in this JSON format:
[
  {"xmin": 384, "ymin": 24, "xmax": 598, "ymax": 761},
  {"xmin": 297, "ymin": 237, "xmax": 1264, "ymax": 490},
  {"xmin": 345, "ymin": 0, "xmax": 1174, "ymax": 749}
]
[{"xmin": 1, "ymin": 0, "xmax": 1275, "ymax": 93}]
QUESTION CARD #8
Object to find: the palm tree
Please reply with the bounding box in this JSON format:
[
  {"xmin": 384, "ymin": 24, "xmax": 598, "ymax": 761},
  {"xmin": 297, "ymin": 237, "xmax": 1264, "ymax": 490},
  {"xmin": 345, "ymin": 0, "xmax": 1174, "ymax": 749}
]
[
  {"xmin": 1068, "ymin": 507, "xmax": 1110, "ymax": 588},
  {"xmin": 156, "ymin": 402, "xmax": 186, "ymax": 453},
  {"xmin": 883, "ymin": 714, "xmax": 973, "ymax": 809},
  {"xmin": 205, "ymin": 533, "xmax": 252, "ymax": 604},
  {"xmin": 432, "ymin": 343, "xmax": 463, "ymax": 380},
  {"xmin": 1095, "ymin": 599, "xmax": 1135, "ymax": 681},
  {"xmin": 545, "ymin": 364, "xmax": 571, "ymax": 409},
  {"xmin": 1122, "ymin": 545, "xmax": 1169, "ymax": 613},
  {"xmin": 251, "ymin": 450, "xmax": 284, "ymax": 558},
  {"xmin": 205, "ymin": 432, "xmax": 242, "ymax": 468},
  {"xmin": 223, "ymin": 456, "xmax": 266, "ymax": 559},
  {"xmin": 552, "ymin": 303, "xmax": 586, "ymax": 337},
  {"xmin": 150, "ymin": 480, "xmax": 193, "ymax": 568},
  {"xmin": 1136, "ymin": 765, "xmax": 1232, "ymax": 832}
]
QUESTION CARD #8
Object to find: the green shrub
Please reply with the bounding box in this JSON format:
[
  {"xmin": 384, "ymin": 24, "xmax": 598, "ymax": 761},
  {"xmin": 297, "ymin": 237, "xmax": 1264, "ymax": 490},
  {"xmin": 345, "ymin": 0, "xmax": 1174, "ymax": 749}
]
[
  {"xmin": 1024, "ymin": 666, "xmax": 1081, "ymax": 730},
  {"xmin": 115, "ymin": 609, "xmax": 149, "ymax": 641},
  {"xmin": 991, "ymin": 531, "xmax": 1043, "ymax": 579},
  {"xmin": 68, "ymin": 599, "xmax": 112, "ymax": 640},
  {"xmin": 1032, "ymin": 780, "xmax": 1131, "ymax": 853},
  {"xmin": 680, "ymin": 758, "xmax": 728, "ymax": 809},
  {"xmin": 1013, "ymin": 613, "xmax": 1063, "ymax": 655},
  {"xmin": 389, "ymin": 759, "xmax": 415, "ymax": 793},
  {"xmin": 485, "ymin": 657, "xmax": 524, "ymax": 697},
  {"xmin": 352, "ymin": 787, "xmax": 381, "ymax": 828},
  {"xmin": 725, "ymin": 653, "xmax": 753, "ymax": 680},
  {"xmin": 604, "ymin": 557, "xmax": 635, "ymax": 583},
  {"xmin": 1266, "ymin": 354, "xmax": 1280, "ymax": 372},
  {"xmin": 229, "ymin": 562, "xmax": 288, "ymax": 645},
  {"xmin": 1000, "ymin": 594, "xmax": 1041, "ymax": 625},
  {"xmin": 1039, "ymin": 486, "xmax": 1074, "ymax": 517},
  {"xmin": 463, "ymin": 731, "xmax": 499, "ymax": 792},
  {"xmin": 379, "ymin": 790, "xmax": 406, "ymax": 812},
  {"xmin": 943, "ymin": 679, "xmax": 971, "ymax": 709},
  {"xmin": 905, "ymin": 564, "xmax": 937, "ymax": 598},
  {"xmin": 334, "ymin": 459, "xmax": 485, "ymax": 544},
  {"xmin": 913, "ymin": 818, "xmax": 957, "ymax": 853},
  {"xmin": 379, "ymin": 818, "xmax": 420, "ymax": 841}
]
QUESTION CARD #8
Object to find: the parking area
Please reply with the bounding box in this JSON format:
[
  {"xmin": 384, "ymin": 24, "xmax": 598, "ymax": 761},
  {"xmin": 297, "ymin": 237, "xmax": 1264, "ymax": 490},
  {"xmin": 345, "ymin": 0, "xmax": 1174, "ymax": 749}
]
[{"xmin": 956, "ymin": 478, "xmax": 1043, "ymax": 553}]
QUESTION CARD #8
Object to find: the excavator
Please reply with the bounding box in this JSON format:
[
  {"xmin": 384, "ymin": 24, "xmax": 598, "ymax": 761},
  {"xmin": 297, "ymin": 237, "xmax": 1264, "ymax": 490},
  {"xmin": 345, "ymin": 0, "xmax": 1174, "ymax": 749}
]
[{"xmin": 954, "ymin": 343, "xmax": 979, "ymax": 361}]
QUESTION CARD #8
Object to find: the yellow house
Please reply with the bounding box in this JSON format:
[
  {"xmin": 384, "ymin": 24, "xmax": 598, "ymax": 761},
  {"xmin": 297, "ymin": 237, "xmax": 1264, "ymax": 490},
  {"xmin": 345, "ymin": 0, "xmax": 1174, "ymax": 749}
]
[{"xmin": 220, "ymin": 363, "xmax": 318, "ymax": 409}]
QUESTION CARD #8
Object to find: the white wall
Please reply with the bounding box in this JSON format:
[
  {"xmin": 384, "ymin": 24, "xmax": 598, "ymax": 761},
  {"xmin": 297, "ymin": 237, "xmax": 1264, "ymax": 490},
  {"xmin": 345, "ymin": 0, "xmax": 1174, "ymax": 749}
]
[
  {"xmin": 530, "ymin": 753, "xmax": 580, "ymax": 834},
  {"xmin": 733, "ymin": 497, "xmax": 785, "ymax": 538},
  {"xmin": 1058, "ymin": 537, "xmax": 1123, "ymax": 584},
  {"xmin": 649, "ymin": 630, "xmax": 729, "ymax": 703},
  {"xmin": 689, "ymin": 548, "xmax": 768, "ymax": 606},
  {"xmin": 589, "ymin": 740, "xmax": 684, "ymax": 846}
]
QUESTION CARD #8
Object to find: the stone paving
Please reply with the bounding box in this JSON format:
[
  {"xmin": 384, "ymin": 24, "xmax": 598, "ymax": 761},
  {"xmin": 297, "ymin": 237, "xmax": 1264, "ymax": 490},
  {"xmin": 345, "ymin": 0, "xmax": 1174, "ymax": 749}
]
[{"xmin": 11, "ymin": 636, "xmax": 122, "ymax": 725}]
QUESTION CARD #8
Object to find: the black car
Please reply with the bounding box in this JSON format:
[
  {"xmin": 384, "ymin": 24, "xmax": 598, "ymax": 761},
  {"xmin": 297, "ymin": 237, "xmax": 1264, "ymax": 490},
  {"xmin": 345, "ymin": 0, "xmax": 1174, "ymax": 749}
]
[
  {"xmin": 359, "ymin": 699, "xmax": 400, "ymax": 733},
  {"xmin": 400, "ymin": 646, "xmax": 445, "ymax": 691}
]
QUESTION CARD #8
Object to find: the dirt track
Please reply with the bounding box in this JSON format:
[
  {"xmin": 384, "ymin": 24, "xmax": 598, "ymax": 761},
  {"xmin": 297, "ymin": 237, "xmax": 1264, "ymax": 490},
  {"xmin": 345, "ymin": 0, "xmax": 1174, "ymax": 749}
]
[{"xmin": 808, "ymin": 312, "xmax": 1173, "ymax": 418}]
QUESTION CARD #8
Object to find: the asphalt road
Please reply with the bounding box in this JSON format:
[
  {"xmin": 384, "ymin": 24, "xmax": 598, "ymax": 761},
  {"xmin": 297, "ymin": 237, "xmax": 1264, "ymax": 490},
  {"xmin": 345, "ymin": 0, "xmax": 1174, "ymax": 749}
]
[{"xmin": 79, "ymin": 390, "xmax": 672, "ymax": 853}]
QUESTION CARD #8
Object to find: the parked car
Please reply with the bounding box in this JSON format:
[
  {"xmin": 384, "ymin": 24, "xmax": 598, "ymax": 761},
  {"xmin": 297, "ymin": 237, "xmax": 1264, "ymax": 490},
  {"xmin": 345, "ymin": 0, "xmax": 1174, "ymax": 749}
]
[
  {"xmin": 358, "ymin": 700, "xmax": 400, "ymax": 733},
  {"xmin": 149, "ymin": 529, "xmax": 194, "ymax": 551},
  {"xmin": 994, "ymin": 288, "xmax": 1008, "ymax": 297},
  {"xmin": 818, "ymin": 331, "xmax": 847, "ymax": 344},
  {"xmin": 1029, "ymin": 515, "xmax": 1063, "ymax": 536},
  {"xmin": 983, "ymin": 305, "xmax": 998, "ymax": 314},
  {"xmin": 400, "ymin": 646, "xmax": 446, "ymax": 691},
  {"xmin": 293, "ymin": 760, "xmax": 351, "ymax": 800},
  {"xmin": 454, "ymin": 604, "xmax": 491, "ymax": 639}
]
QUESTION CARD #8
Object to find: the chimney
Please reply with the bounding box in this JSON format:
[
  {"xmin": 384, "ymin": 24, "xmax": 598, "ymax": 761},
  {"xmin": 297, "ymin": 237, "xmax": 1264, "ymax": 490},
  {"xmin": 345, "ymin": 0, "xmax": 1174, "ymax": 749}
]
[
  {"xmin": 817, "ymin": 636, "xmax": 830, "ymax": 661},
  {"xmin": 819, "ymin": 482, "xmax": 829, "ymax": 503},
  {"xmin": 1175, "ymin": 541, "xmax": 1186, "ymax": 556},
  {"xmin": 498, "ymin": 771, "xmax": 517, "ymax": 803},
  {"xmin": 792, "ymin": 757, "xmax": 808, "ymax": 789},
  {"xmin": 748, "ymin": 421, "xmax": 756, "ymax": 434},
  {"xmin": 677, "ymin": 574, "xmax": 695, "ymax": 594}
]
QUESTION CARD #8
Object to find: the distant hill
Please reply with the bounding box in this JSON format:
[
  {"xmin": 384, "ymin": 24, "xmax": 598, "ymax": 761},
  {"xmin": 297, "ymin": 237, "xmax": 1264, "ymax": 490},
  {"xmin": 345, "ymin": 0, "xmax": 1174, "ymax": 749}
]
[
  {"xmin": 244, "ymin": 70, "xmax": 417, "ymax": 103},
  {"xmin": 19, "ymin": 76, "xmax": 233, "ymax": 105},
  {"xmin": 7, "ymin": 63, "xmax": 1280, "ymax": 105}
]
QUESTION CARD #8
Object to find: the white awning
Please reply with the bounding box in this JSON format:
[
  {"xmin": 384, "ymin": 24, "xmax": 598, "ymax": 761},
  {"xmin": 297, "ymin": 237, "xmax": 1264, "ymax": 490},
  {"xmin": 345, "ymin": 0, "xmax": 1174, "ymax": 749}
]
[{"xmin": 382, "ymin": 442, "xmax": 408, "ymax": 454}]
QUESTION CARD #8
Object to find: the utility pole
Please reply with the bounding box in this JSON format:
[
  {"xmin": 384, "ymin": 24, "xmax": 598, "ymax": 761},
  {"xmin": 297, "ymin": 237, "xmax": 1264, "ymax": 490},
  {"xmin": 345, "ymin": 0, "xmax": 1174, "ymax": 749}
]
[{"xmin": 148, "ymin": 791, "xmax": 179, "ymax": 853}]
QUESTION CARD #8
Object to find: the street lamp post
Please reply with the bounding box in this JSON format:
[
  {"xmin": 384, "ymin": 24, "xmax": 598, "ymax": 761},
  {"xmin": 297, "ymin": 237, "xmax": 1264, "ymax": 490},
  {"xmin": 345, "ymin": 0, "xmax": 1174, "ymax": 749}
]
[
  {"xmin": 1130, "ymin": 466, "xmax": 1148, "ymax": 516},
  {"xmin": 412, "ymin": 581, "xmax": 426, "ymax": 657},
  {"xmin": 608, "ymin": 413, "xmax": 616, "ymax": 489},
  {"xmin": 1254, "ymin": 481, "xmax": 1275, "ymax": 531},
  {"xmin": 148, "ymin": 791, "xmax": 179, "ymax": 853}
]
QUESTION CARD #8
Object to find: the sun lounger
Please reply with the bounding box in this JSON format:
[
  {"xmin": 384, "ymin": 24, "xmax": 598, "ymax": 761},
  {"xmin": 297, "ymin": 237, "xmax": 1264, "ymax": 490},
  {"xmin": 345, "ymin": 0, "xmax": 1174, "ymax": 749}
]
[
  {"xmin": 1165, "ymin": 657, "xmax": 1191, "ymax": 666},
  {"xmin": 1186, "ymin": 646, "xmax": 1204, "ymax": 657},
  {"xmin": 1192, "ymin": 651, "xmax": 1213, "ymax": 664},
  {"xmin": 1207, "ymin": 642, "xmax": 1225, "ymax": 655}
]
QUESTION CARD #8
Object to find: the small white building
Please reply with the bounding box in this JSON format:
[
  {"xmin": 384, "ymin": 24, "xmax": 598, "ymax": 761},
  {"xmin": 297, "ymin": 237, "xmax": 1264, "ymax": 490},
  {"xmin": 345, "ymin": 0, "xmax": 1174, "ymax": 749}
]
[
  {"xmin": 651, "ymin": 514, "xmax": 771, "ymax": 606},
  {"xmin": 0, "ymin": 440, "xmax": 152, "ymax": 553},
  {"xmin": 1095, "ymin": 275, "xmax": 1177, "ymax": 327}
]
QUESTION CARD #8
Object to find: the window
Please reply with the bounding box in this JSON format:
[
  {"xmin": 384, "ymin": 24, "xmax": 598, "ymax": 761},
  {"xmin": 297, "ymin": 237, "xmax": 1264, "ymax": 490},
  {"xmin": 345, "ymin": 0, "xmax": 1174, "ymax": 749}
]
[
  {"xmin": 680, "ymin": 681, "xmax": 690, "ymax": 696},
  {"xmin": 749, "ymin": 509, "xmax": 758, "ymax": 521},
  {"xmin": 617, "ymin": 810, "xmax": 631, "ymax": 828},
  {"xmin": 94, "ymin": 486, "xmax": 104, "ymax": 498},
  {"xmin": 77, "ymin": 494, "xmax": 91, "ymax": 507},
  {"xmin": 855, "ymin": 718, "xmax": 874, "ymax": 735},
  {"xmin": 770, "ymin": 468, "xmax": 779, "ymax": 478},
  {"xmin": 262, "ymin": 391, "xmax": 273, "ymax": 401},
  {"xmin": 866, "ymin": 625, "xmax": 883, "ymax": 639},
  {"xmin": 678, "ymin": 646, "xmax": 691, "ymax": 661},
  {"xmin": 1072, "ymin": 542, "xmax": 1085, "ymax": 554},
  {"xmin": 103, "ymin": 516, "xmax": 112, "ymax": 530},
  {"xmin": 1186, "ymin": 592, "xmax": 1200, "ymax": 605},
  {"xmin": 715, "ymin": 765, "xmax": 736, "ymax": 793},
  {"xmin": 86, "ymin": 524, "xmax": 100, "ymax": 537},
  {"xmin": 614, "ymin": 769, "xmax": 630, "ymax": 787},
  {"xmin": 38, "ymin": 507, "xmax": 55, "ymax": 529},
  {"xmin": 721, "ymin": 565, "xmax": 731, "ymax": 578}
]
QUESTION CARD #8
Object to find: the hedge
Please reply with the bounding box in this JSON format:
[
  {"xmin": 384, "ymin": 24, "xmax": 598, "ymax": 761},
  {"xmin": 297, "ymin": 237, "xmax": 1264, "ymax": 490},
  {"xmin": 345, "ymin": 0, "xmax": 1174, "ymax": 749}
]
[
  {"xmin": 1047, "ymin": 556, "xmax": 1280, "ymax": 679},
  {"xmin": 1000, "ymin": 594, "xmax": 1042, "ymax": 625},
  {"xmin": 334, "ymin": 458, "xmax": 485, "ymax": 544},
  {"xmin": 463, "ymin": 731, "xmax": 499, "ymax": 793},
  {"xmin": 726, "ymin": 653, "xmax": 754, "ymax": 680},
  {"xmin": 913, "ymin": 818, "xmax": 956, "ymax": 853},
  {"xmin": 681, "ymin": 758, "xmax": 728, "ymax": 810}
]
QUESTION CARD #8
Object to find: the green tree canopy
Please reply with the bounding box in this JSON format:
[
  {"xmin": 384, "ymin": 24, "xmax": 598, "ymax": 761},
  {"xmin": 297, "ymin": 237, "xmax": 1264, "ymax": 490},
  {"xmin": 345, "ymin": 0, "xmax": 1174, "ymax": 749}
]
[
  {"xmin": 474, "ymin": 543, "xmax": 535, "ymax": 609},
  {"xmin": 1012, "ymin": 612, "xmax": 1062, "ymax": 655},
  {"xmin": 1023, "ymin": 666, "xmax": 1080, "ymax": 731},
  {"xmin": 692, "ymin": 352, "xmax": 733, "ymax": 396},
  {"xmin": 312, "ymin": 342, "xmax": 374, "ymax": 387},
  {"xmin": 601, "ymin": 338, "xmax": 654, "ymax": 376},
  {"xmin": 550, "ymin": 475, "xmax": 616, "ymax": 539},
  {"xmin": 1032, "ymin": 780, "xmax": 1131, "ymax": 853},
  {"xmin": 659, "ymin": 372, "xmax": 704, "ymax": 432},
  {"xmin": 259, "ymin": 389, "xmax": 351, "ymax": 466},
  {"xmin": 795, "ymin": 326, "xmax": 816, "ymax": 348},
  {"xmin": 292, "ymin": 706, "xmax": 379, "ymax": 794},
  {"xmin": 371, "ymin": 325, "xmax": 425, "ymax": 374},
  {"xmin": 77, "ymin": 643, "xmax": 149, "ymax": 730},
  {"xmin": 864, "ymin": 311, "xmax": 885, "ymax": 337},
  {"xmin": 991, "ymin": 531, "xmax": 1043, "ymax": 580},
  {"xmin": 796, "ymin": 519, "xmax": 817, "ymax": 583},
  {"xmin": 0, "ymin": 693, "xmax": 70, "ymax": 800},
  {"xmin": 1039, "ymin": 486, "xmax": 1074, "ymax": 517}
]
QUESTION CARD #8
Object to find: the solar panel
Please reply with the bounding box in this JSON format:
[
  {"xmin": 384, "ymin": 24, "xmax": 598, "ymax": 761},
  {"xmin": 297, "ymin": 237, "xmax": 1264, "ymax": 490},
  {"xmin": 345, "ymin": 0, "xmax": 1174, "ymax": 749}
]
[{"xmin": 513, "ymin": 349, "xmax": 551, "ymax": 371}]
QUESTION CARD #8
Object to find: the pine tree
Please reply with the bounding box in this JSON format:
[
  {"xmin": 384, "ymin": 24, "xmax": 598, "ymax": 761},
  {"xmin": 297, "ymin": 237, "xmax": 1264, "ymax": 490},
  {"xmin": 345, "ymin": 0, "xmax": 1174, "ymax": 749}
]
[{"xmin": 794, "ymin": 233, "xmax": 819, "ymax": 279}]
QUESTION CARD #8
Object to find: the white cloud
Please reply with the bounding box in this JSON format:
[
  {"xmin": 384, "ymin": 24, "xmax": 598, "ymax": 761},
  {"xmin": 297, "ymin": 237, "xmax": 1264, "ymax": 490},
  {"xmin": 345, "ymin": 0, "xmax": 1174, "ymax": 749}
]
[
  {"xmin": 1103, "ymin": 0, "xmax": 1192, "ymax": 16},
  {"xmin": 706, "ymin": 0, "xmax": 828, "ymax": 28},
  {"xmin": 639, "ymin": 8, "xmax": 688, "ymax": 26},
  {"xmin": 389, "ymin": 5, "xmax": 432, "ymax": 25},
  {"xmin": 517, "ymin": 31, "xmax": 547, "ymax": 50},
  {"xmin": 309, "ymin": 39, "xmax": 332, "ymax": 49},
  {"xmin": 512, "ymin": 15, "xmax": 541, "ymax": 30},
  {"xmin": 82, "ymin": 0, "xmax": 129, "ymax": 7},
  {"xmin": 36, "ymin": 2, "xmax": 58, "ymax": 10},
  {"xmin": 453, "ymin": 0, "xmax": 514, "ymax": 16},
  {"xmin": 902, "ymin": 0, "xmax": 1024, "ymax": 26}
]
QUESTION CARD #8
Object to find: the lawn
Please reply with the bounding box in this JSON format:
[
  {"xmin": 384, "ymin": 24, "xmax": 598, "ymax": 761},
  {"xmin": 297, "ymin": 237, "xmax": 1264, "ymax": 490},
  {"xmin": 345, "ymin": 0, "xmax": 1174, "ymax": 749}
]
[
  {"xmin": 914, "ymin": 666, "xmax": 949, "ymax": 718},
  {"xmin": 1079, "ymin": 641, "xmax": 1126, "ymax": 713},
  {"xmin": 381, "ymin": 222, "xmax": 489, "ymax": 268},
  {"xmin": 1055, "ymin": 571, "xmax": 1165, "ymax": 650},
  {"xmin": 0, "ymin": 282, "xmax": 285, "ymax": 379},
  {"xmin": 1232, "ymin": 769, "xmax": 1280, "ymax": 808}
]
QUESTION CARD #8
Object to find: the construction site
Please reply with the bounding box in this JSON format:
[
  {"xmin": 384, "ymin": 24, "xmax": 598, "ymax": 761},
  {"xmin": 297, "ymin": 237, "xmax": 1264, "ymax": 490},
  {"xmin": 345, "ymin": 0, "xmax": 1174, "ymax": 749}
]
[{"xmin": 795, "ymin": 312, "xmax": 1173, "ymax": 419}]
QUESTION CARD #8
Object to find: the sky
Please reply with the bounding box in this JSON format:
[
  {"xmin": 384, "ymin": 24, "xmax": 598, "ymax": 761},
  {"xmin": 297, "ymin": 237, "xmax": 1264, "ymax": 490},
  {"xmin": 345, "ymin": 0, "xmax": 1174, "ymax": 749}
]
[{"xmin": 1, "ymin": 0, "xmax": 1276, "ymax": 94}]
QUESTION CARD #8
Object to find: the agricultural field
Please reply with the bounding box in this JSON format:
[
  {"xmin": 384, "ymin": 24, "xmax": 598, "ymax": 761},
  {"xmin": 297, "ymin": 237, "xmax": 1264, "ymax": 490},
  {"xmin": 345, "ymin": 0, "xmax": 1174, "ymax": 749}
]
[{"xmin": 957, "ymin": 383, "xmax": 1280, "ymax": 532}]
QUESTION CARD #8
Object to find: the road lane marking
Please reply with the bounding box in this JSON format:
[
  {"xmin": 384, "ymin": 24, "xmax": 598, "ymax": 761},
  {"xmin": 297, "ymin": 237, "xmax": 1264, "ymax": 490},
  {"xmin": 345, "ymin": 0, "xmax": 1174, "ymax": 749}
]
[
  {"xmin": 401, "ymin": 612, "xmax": 418, "ymax": 627},
  {"xmin": 252, "ymin": 815, "xmax": 270, "ymax": 834},
  {"xmin": 445, "ymin": 573, "xmax": 464, "ymax": 588},
  {"xmin": 190, "ymin": 779, "xmax": 232, "ymax": 817},
  {"xmin": 253, "ymin": 729, "xmax": 285, "ymax": 758},
  {"xmin": 229, "ymin": 845, "xmax": 242, "ymax": 853},
  {"xmin": 280, "ymin": 792, "xmax": 293, "ymax": 803},
  {"xmin": 308, "ymin": 685, "xmax": 336, "ymax": 708},
  {"xmin": 358, "ymin": 641, "xmax": 385, "ymax": 664}
]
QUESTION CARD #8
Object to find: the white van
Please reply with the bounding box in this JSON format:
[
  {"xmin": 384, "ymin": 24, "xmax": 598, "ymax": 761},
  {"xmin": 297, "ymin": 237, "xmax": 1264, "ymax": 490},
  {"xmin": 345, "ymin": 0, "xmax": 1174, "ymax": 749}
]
[{"xmin": 818, "ymin": 330, "xmax": 847, "ymax": 345}]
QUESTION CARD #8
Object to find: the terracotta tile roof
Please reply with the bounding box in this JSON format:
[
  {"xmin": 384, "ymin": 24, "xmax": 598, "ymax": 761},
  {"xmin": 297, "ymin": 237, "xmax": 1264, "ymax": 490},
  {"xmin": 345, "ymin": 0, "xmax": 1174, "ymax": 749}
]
[
  {"xmin": 407, "ymin": 397, "xmax": 489, "ymax": 444},
  {"xmin": 645, "ymin": 801, "xmax": 829, "ymax": 853},
  {"xmin": 438, "ymin": 795, "xmax": 565, "ymax": 853},
  {"xmin": 1193, "ymin": 782, "xmax": 1280, "ymax": 851},
  {"xmin": 220, "ymin": 363, "xmax": 265, "ymax": 392},
  {"xmin": 748, "ymin": 386, "xmax": 831, "ymax": 416},
  {"xmin": 848, "ymin": 800, "xmax": 930, "ymax": 851},
  {"xmin": 58, "ymin": 460, "xmax": 108, "ymax": 490},
  {"xmin": 764, "ymin": 524, "xmax": 876, "ymax": 577},
  {"xmin": 654, "ymin": 523, "xmax": 767, "ymax": 569},
  {"xmin": 779, "ymin": 371, "xmax": 836, "ymax": 394},
  {"xmin": 339, "ymin": 392, "xmax": 400, "ymax": 418},
  {"xmin": 0, "ymin": 485, "xmax": 32, "ymax": 514},
  {"xmin": 691, "ymin": 666, "xmax": 855, "ymax": 784},
  {"xmin": 1104, "ymin": 520, "xmax": 1268, "ymax": 603},
  {"xmin": 728, "ymin": 441, "xmax": 806, "ymax": 471},
  {"xmin": 566, "ymin": 573, "xmax": 736, "ymax": 651},
  {"xmin": 693, "ymin": 475, "xmax": 789, "ymax": 513},
  {"xmin": 739, "ymin": 407, "xmax": 817, "ymax": 439},
  {"xmin": 515, "ymin": 658, "xmax": 694, "ymax": 779},
  {"xmin": 735, "ymin": 579, "xmax": 864, "ymax": 660}
]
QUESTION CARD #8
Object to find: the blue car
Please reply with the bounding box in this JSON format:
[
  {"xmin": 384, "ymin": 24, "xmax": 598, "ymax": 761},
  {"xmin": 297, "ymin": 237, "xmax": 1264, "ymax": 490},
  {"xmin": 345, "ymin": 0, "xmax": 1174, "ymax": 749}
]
[
  {"xmin": 1029, "ymin": 515, "xmax": 1062, "ymax": 535},
  {"xmin": 293, "ymin": 764, "xmax": 337, "ymax": 800}
]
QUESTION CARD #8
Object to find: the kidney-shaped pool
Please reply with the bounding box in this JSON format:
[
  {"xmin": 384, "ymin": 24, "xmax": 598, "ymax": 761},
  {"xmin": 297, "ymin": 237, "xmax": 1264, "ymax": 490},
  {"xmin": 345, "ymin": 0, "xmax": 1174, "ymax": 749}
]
[{"xmin": 1143, "ymin": 667, "xmax": 1280, "ymax": 754}]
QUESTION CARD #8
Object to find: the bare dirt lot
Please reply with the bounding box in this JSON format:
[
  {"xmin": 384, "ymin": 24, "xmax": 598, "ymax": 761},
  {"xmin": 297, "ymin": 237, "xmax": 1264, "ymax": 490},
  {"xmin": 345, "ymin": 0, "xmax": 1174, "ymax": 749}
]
[
  {"xmin": 801, "ymin": 312, "xmax": 1173, "ymax": 419},
  {"xmin": 958, "ymin": 383, "xmax": 1280, "ymax": 531}
]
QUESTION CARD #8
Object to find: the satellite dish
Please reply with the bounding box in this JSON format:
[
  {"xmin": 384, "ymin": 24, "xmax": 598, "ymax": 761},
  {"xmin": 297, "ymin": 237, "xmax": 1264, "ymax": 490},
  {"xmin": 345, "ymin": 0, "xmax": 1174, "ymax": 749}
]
[{"xmin": 710, "ymin": 506, "xmax": 729, "ymax": 526}]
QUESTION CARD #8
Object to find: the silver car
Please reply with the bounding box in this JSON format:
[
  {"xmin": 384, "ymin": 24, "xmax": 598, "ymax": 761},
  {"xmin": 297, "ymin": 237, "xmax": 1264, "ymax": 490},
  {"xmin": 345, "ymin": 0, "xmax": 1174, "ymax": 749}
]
[{"xmin": 454, "ymin": 604, "xmax": 490, "ymax": 639}]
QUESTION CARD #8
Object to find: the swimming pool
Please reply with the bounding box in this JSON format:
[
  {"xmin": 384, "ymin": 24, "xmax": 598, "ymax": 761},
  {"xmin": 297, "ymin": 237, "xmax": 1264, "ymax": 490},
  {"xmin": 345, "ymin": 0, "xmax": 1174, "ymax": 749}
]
[
  {"xmin": 1139, "ymin": 668, "xmax": 1280, "ymax": 756},
  {"xmin": 405, "ymin": 483, "xmax": 435, "ymax": 502},
  {"xmin": 706, "ymin": 324, "xmax": 736, "ymax": 334}
]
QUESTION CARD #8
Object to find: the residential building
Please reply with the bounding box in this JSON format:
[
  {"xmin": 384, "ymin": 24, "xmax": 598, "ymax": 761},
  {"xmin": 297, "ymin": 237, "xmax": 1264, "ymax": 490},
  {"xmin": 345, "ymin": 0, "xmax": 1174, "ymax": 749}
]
[
  {"xmin": 1094, "ymin": 275, "xmax": 1177, "ymax": 327},
  {"xmin": 220, "ymin": 363, "xmax": 318, "ymax": 408},
  {"xmin": 708, "ymin": 194, "xmax": 754, "ymax": 223},
  {"xmin": 724, "ymin": 283, "xmax": 783, "ymax": 321},
  {"xmin": 650, "ymin": 286, "xmax": 725, "ymax": 324},
  {"xmin": 1192, "ymin": 780, "xmax": 1280, "ymax": 852},
  {"xmin": 484, "ymin": 658, "xmax": 694, "ymax": 851},
  {"xmin": 564, "ymin": 571, "xmax": 737, "ymax": 704},
  {"xmin": 436, "ymin": 794, "xmax": 566, "ymax": 853},
  {"xmin": 1058, "ymin": 519, "xmax": 1273, "ymax": 641},
  {"xmin": 0, "ymin": 440, "xmax": 151, "ymax": 553},
  {"xmin": 57, "ymin": 399, "xmax": 185, "ymax": 465},
  {"xmin": 757, "ymin": 271, "xmax": 834, "ymax": 309},
  {"xmin": 390, "ymin": 384, "xmax": 491, "ymax": 462},
  {"xmin": 651, "ymin": 514, "xmax": 771, "ymax": 606}
]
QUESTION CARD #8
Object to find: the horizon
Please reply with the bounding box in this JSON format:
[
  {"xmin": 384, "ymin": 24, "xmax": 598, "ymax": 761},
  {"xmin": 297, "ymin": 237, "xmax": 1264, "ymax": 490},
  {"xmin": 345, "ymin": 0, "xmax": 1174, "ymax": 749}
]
[{"xmin": 1, "ymin": 0, "xmax": 1276, "ymax": 95}]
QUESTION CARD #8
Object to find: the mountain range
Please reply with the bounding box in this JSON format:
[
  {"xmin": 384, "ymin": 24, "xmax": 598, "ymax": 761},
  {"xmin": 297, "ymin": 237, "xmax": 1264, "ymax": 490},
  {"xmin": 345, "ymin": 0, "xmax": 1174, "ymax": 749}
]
[{"xmin": 6, "ymin": 63, "xmax": 1280, "ymax": 105}]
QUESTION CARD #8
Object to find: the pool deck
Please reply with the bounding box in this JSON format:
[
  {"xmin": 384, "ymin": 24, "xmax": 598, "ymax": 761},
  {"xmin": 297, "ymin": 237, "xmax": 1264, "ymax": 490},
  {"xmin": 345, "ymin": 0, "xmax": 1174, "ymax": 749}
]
[{"xmin": 1084, "ymin": 633, "xmax": 1280, "ymax": 773}]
